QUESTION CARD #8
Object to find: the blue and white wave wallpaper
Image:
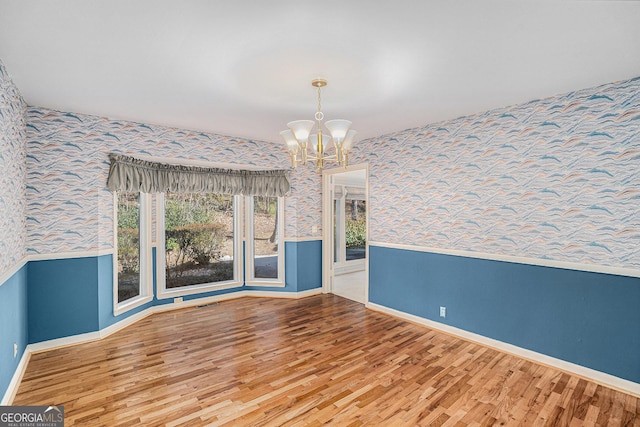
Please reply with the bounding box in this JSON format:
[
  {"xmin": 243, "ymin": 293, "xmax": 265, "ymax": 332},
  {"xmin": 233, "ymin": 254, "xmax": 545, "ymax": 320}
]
[
  {"xmin": 0, "ymin": 60, "xmax": 27, "ymax": 277},
  {"xmin": 22, "ymin": 76, "xmax": 640, "ymax": 271},
  {"xmin": 355, "ymin": 77, "xmax": 640, "ymax": 271},
  {"xmin": 25, "ymin": 109, "xmax": 322, "ymax": 255}
]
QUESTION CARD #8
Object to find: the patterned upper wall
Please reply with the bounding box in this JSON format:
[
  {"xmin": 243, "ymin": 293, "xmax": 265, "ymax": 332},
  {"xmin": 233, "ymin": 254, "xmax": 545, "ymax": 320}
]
[
  {"xmin": 26, "ymin": 109, "xmax": 321, "ymax": 255},
  {"xmin": 23, "ymin": 76, "xmax": 640, "ymax": 270},
  {"xmin": 0, "ymin": 60, "xmax": 27, "ymax": 276},
  {"xmin": 359, "ymin": 77, "xmax": 640, "ymax": 270}
]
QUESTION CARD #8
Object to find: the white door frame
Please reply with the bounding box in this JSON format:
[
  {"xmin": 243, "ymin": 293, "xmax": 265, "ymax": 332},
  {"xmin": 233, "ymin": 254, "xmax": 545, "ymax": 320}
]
[{"xmin": 321, "ymin": 163, "xmax": 369, "ymax": 303}]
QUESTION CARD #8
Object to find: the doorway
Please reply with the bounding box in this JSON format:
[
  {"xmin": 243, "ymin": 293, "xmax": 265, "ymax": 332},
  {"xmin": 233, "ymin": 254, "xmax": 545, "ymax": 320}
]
[{"xmin": 322, "ymin": 165, "xmax": 368, "ymax": 304}]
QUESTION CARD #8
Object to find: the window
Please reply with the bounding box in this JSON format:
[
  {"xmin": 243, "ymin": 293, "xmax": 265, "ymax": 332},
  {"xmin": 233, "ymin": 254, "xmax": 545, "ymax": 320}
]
[
  {"xmin": 158, "ymin": 192, "xmax": 242, "ymax": 297},
  {"xmin": 117, "ymin": 190, "xmax": 284, "ymax": 303},
  {"xmin": 114, "ymin": 192, "xmax": 151, "ymax": 313},
  {"xmin": 333, "ymin": 185, "xmax": 366, "ymax": 271},
  {"xmin": 345, "ymin": 198, "xmax": 366, "ymax": 261},
  {"xmin": 246, "ymin": 196, "xmax": 284, "ymax": 285}
]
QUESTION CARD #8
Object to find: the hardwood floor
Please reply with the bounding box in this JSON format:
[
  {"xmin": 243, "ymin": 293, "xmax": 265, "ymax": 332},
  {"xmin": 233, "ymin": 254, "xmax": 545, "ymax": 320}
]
[{"xmin": 14, "ymin": 295, "xmax": 640, "ymax": 426}]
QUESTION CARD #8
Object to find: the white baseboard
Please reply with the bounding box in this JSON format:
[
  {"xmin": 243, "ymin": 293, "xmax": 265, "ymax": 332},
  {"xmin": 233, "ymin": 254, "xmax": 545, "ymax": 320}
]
[
  {"xmin": 156, "ymin": 288, "xmax": 323, "ymax": 312},
  {"xmin": 242, "ymin": 288, "xmax": 322, "ymax": 299},
  {"xmin": 366, "ymin": 301, "xmax": 640, "ymax": 398},
  {"xmin": 28, "ymin": 331, "xmax": 101, "ymax": 354},
  {"xmin": 1, "ymin": 287, "xmax": 322, "ymax": 404},
  {"xmin": 1, "ymin": 349, "xmax": 31, "ymax": 405}
]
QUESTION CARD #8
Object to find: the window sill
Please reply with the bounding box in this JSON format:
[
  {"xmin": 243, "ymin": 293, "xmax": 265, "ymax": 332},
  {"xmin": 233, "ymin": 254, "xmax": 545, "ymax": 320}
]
[
  {"xmin": 245, "ymin": 280, "xmax": 285, "ymax": 288},
  {"xmin": 114, "ymin": 294, "xmax": 153, "ymax": 316}
]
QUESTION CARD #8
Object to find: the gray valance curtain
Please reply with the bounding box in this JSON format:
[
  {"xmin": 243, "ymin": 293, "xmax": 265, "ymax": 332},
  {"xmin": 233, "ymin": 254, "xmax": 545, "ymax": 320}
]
[{"xmin": 106, "ymin": 154, "xmax": 290, "ymax": 197}]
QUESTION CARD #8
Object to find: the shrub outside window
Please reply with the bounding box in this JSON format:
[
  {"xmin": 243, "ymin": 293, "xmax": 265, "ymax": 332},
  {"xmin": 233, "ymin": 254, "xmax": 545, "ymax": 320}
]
[
  {"xmin": 345, "ymin": 199, "xmax": 366, "ymax": 261},
  {"xmin": 158, "ymin": 193, "xmax": 242, "ymax": 297},
  {"xmin": 333, "ymin": 185, "xmax": 366, "ymax": 271}
]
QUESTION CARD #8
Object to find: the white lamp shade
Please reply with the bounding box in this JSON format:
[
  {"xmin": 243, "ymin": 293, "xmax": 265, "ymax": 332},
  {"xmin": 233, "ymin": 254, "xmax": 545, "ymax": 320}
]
[
  {"xmin": 324, "ymin": 119, "xmax": 352, "ymax": 142},
  {"xmin": 280, "ymin": 130, "xmax": 299, "ymax": 152},
  {"xmin": 342, "ymin": 129, "xmax": 357, "ymax": 151},
  {"xmin": 308, "ymin": 133, "xmax": 331, "ymax": 154},
  {"xmin": 287, "ymin": 120, "xmax": 315, "ymax": 144}
]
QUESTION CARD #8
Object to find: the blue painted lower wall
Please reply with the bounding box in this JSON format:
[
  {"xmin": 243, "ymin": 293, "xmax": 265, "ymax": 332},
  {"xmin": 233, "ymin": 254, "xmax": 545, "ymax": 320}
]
[
  {"xmin": 369, "ymin": 244, "xmax": 640, "ymax": 384},
  {"xmin": 294, "ymin": 240, "xmax": 323, "ymax": 292},
  {"xmin": 0, "ymin": 265, "xmax": 28, "ymax": 401},
  {"xmin": 281, "ymin": 240, "xmax": 323, "ymax": 292},
  {"xmin": 28, "ymin": 257, "xmax": 100, "ymax": 343}
]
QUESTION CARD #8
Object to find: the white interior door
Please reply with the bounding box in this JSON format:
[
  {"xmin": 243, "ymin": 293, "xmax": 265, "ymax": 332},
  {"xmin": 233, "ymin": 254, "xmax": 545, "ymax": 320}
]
[{"xmin": 322, "ymin": 165, "xmax": 368, "ymax": 304}]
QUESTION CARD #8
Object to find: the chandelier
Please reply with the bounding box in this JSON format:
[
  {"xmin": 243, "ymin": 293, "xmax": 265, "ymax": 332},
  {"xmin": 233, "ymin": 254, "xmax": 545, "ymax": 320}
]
[{"xmin": 280, "ymin": 79, "xmax": 356, "ymax": 171}]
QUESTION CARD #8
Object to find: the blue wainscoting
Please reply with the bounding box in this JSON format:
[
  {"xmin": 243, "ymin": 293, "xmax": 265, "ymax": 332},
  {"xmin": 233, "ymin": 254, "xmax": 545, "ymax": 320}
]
[
  {"xmin": 27, "ymin": 257, "xmax": 100, "ymax": 343},
  {"xmin": 280, "ymin": 240, "xmax": 322, "ymax": 292},
  {"xmin": 369, "ymin": 244, "xmax": 640, "ymax": 384},
  {"xmin": 0, "ymin": 265, "xmax": 28, "ymax": 400},
  {"xmin": 245, "ymin": 240, "xmax": 322, "ymax": 292}
]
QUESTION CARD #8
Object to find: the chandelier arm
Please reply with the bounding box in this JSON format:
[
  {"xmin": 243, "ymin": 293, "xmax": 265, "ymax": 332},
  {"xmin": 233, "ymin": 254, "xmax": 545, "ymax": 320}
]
[{"xmin": 301, "ymin": 141, "xmax": 308, "ymax": 164}]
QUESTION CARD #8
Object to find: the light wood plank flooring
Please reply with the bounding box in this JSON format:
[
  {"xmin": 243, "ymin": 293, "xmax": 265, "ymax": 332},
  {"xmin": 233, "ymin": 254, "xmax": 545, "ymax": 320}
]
[{"xmin": 14, "ymin": 295, "xmax": 640, "ymax": 426}]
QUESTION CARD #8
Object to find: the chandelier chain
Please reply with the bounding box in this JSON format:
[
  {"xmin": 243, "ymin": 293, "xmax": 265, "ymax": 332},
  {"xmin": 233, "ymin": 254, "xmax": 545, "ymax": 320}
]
[{"xmin": 315, "ymin": 86, "xmax": 324, "ymax": 122}]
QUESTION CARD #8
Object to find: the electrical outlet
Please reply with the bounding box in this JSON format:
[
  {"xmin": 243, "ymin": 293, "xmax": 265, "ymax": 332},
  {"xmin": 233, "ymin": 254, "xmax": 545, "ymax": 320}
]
[
  {"xmin": 13, "ymin": 342, "xmax": 17, "ymax": 358},
  {"xmin": 312, "ymin": 225, "xmax": 318, "ymax": 234},
  {"xmin": 174, "ymin": 297, "xmax": 183, "ymax": 304},
  {"xmin": 439, "ymin": 306, "xmax": 446, "ymax": 318}
]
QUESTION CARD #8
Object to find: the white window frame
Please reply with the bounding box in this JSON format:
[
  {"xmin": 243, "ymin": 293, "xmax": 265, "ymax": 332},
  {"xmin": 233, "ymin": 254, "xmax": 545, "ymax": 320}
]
[
  {"xmin": 113, "ymin": 192, "xmax": 153, "ymax": 316},
  {"xmin": 245, "ymin": 196, "xmax": 285, "ymax": 287},
  {"xmin": 156, "ymin": 193, "xmax": 244, "ymax": 299}
]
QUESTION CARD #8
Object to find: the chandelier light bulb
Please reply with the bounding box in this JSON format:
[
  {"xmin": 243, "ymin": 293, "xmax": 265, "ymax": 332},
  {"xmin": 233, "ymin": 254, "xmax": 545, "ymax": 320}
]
[
  {"xmin": 325, "ymin": 120, "xmax": 352, "ymax": 144},
  {"xmin": 287, "ymin": 120, "xmax": 314, "ymax": 144},
  {"xmin": 342, "ymin": 129, "xmax": 357, "ymax": 152},
  {"xmin": 280, "ymin": 130, "xmax": 299, "ymax": 153},
  {"xmin": 309, "ymin": 133, "xmax": 330, "ymax": 154}
]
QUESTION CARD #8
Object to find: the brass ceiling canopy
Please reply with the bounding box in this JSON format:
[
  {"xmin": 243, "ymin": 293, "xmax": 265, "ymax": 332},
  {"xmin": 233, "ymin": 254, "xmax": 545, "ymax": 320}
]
[{"xmin": 311, "ymin": 78, "xmax": 327, "ymax": 88}]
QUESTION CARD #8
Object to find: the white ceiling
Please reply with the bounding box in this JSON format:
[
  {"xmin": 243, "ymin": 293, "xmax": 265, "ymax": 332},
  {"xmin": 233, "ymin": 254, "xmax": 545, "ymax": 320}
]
[{"xmin": 1, "ymin": 1, "xmax": 639, "ymax": 145}]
